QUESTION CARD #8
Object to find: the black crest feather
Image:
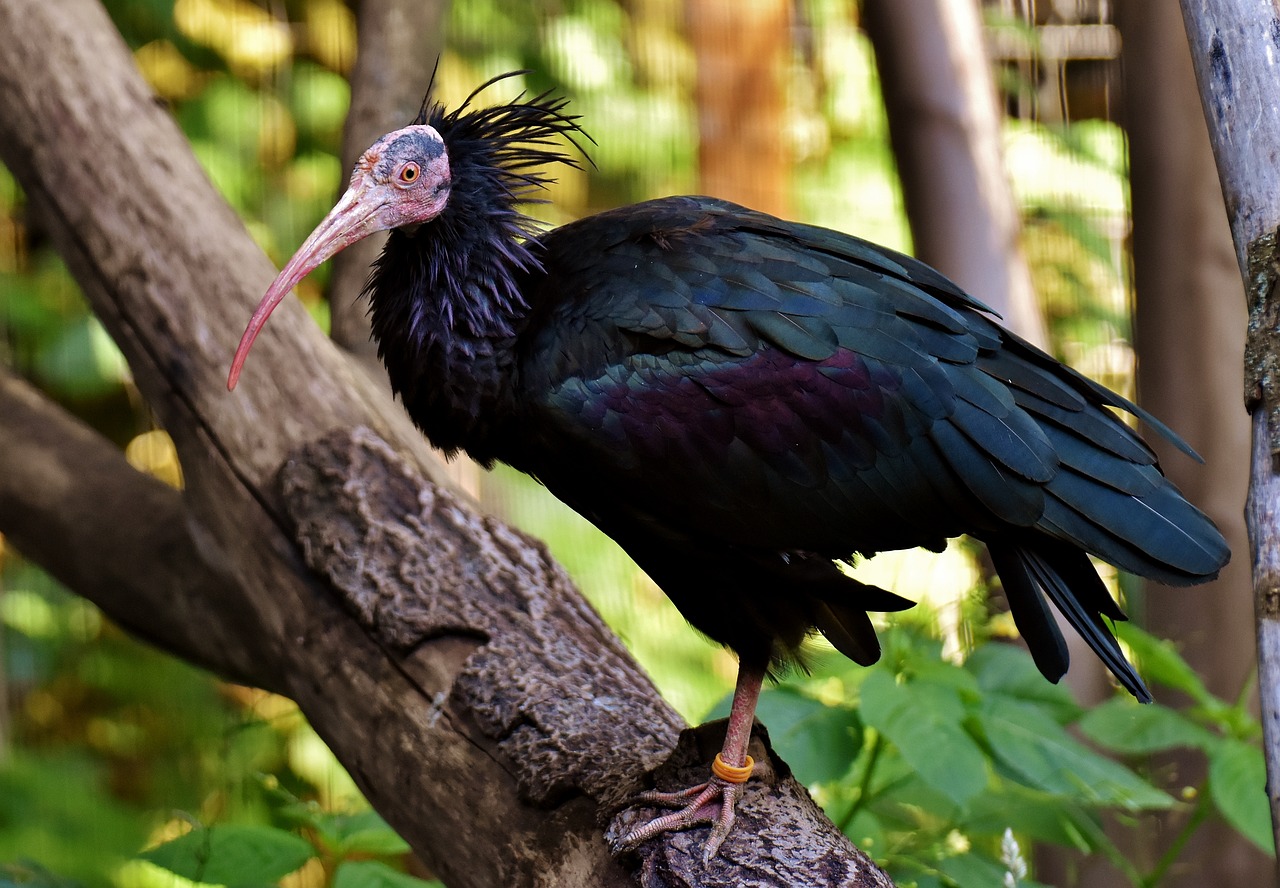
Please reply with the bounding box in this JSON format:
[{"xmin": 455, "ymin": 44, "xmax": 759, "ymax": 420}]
[{"xmin": 415, "ymin": 69, "xmax": 593, "ymax": 209}]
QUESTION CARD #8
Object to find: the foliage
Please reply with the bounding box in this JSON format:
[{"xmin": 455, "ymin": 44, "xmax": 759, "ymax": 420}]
[
  {"xmin": 1, "ymin": 559, "xmax": 440, "ymax": 888},
  {"xmin": 714, "ymin": 616, "xmax": 1270, "ymax": 887},
  {"xmin": 1, "ymin": 861, "xmax": 88, "ymax": 888},
  {"xmin": 132, "ymin": 785, "xmax": 441, "ymax": 888}
]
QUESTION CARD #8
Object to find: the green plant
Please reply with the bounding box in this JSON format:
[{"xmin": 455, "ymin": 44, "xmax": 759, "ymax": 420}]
[
  {"xmin": 731, "ymin": 614, "xmax": 1270, "ymax": 888},
  {"xmin": 134, "ymin": 782, "xmax": 441, "ymax": 888}
]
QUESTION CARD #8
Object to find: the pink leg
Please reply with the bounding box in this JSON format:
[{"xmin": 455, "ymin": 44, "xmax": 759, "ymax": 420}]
[{"xmin": 617, "ymin": 662, "xmax": 765, "ymax": 861}]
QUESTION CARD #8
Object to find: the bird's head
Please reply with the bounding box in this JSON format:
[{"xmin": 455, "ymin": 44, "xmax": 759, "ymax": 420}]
[
  {"xmin": 227, "ymin": 124, "xmax": 452, "ymax": 388},
  {"xmin": 228, "ymin": 72, "xmax": 586, "ymax": 390}
]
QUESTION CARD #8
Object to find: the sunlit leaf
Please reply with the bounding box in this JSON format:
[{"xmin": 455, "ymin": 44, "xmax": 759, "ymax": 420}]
[
  {"xmin": 1208, "ymin": 739, "xmax": 1273, "ymax": 853},
  {"xmin": 859, "ymin": 670, "xmax": 987, "ymax": 807},
  {"xmin": 304, "ymin": 0, "xmax": 356, "ymax": 74},
  {"xmin": 139, "ymin": 825, "xmax": 314, "ymax": 886},
  {"xmin": 290, "ymin": 63, "xmax": 351, "ymax": 140},
  {"xmin": 976, "ymin": 698, "xmax": 1172, "ymax": 810},
  {"xmin": 319, "ymin": 810, "xmax": 410, "ymax": 857}
]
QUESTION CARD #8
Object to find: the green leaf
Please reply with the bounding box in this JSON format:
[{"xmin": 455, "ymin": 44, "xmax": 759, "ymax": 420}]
[
  {"xmin": 34, "ymin": 316, "xmax": 129, "ymax": 398},
  {"xmin": 1208, "ymin": 739, "xmax": 1274, "ymax": 853},
  {"xmin": 976, "ymin": 698, "xmax": 1173, "ymax": 810},
  {"xmin": 1078, "ymin": 698, "xmax": 1216, "ymax": 755},
  {"xmin": 333, "ymin": 861, "xmax": 443, "ymax": 888},
  {"xmin": 965, "ymin": 643, "xmax": 1080, "ymax": 724},
  {"xmin": 754, "ymin": 686, "xmax": 862, "ymax": 784},
  {"xmin": 937, "ymin": 850, "xmax": 1052, "ymax": 888},
  {"xmin": 1114, "ymin": 624, "xmax": 1214, "ymax": 706},
  {"xmin": 837, "ymin": 808, "xmax": 886, "ymax": 856},
  {"xmin": 0, "ymin": 751, "xmax": 148, "ymax": 885},
  {"xmin": 325, "ymin": 810, "xmax": 411, "ymax": 857},
  {"xmin": 139, "ymin": 825, "xmax": 314, "ymax": 886},
  {"xmin": 859, "ymin": 670, "xmax": 987, "ymax": 807},
  {"xmin": 963, "ymin": 784, "xmax": 1114, "ymax": 854}
]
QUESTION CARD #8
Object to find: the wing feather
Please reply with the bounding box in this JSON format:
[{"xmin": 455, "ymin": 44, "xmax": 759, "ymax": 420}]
[{"xmin": 514, "ymin": 195, "xmax": 1228, "ymax": 686}]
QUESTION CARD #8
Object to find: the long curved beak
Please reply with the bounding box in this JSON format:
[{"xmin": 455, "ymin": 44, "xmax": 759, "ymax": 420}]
[{"xmin": 228, "ymin": 185, "xmax": 383, "ymax": 390}]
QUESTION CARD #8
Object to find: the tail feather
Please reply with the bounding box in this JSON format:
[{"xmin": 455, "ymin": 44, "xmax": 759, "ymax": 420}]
[
  {"xmin": 815, "ymin": 600, "xmax": 882, "ymax": 666},
  {"xmin": 987, "ymin": 542, "xmax": 1069, "ymax": 684},
  {"xmin": 989, "ymin": 539, "xmax": 1151, "ymax": 702},
  {"xmin": 1046, "ymin": 469, "xmax": 1228, "ymax": 578}
]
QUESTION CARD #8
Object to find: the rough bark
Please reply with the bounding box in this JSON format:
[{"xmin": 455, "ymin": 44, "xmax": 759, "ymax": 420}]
[
  {"xmin": 1112, "ymin": 3, "xmax": 1266, "ymax": 886},
  {"xmin": 1177, "ymin": 0, "xmax": 1280, "ymax": 869},
  {"xmin": 0, "ymin": 0, "xmax": 894, "ymax": 883},
  {"xmin": 328, "ymin": 0, "xmax": 445, "ymax": 371}
]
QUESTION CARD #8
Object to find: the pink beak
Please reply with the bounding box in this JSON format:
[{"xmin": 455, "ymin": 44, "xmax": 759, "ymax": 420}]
[{"xmin": 228, "ymin": 185, "xmax": 384, "ymax": 390}]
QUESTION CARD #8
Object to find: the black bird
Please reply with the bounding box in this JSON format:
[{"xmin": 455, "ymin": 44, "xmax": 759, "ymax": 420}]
[{"xmin": 229, "ymin": 75, "xmax": 1229, "ymax": 858}]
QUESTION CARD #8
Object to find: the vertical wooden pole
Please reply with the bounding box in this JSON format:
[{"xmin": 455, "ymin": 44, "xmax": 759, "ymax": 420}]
[
  {"xmin": 1178, "ymin": 0, "xmax": 1280, "ymax": 866},
  {"xmin": 687, "ymin": 0, "xmax": 791, "ymax": 218},
  {"xmin": 862, "ymin": 0, "xmax": 1048, "ymax": 349}
]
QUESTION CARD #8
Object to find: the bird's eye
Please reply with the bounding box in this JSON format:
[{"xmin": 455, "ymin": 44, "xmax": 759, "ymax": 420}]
[{"xmin": 397, "ymin": 162, "xmax": 420, "ymax": 186}]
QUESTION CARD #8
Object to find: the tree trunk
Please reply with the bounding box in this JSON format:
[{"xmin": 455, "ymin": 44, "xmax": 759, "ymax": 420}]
[
  {"xmin": 861, "ymin": 0, "xmax": 1048, "ymax": 349},
  {"xmin": 328, "ymin": 0, "xmax": 445, "ymax": 373},
  {"xmin": 1177, "ymin": 0, "xmax": 1280, "ymax": 870},
  {"xmin": 1033, "ymin": 3, "xmax": 1267, "ymax": 885},
  {"xmin": 861, "ymin": 0, "xmax": 1121, "ymax": 713},
  {"xmin": 687, "ymin": 0, "xmax": 791, "ymax": 218},
  {"xmin": 0, "ymin": 0, "xmax": 894, "ymax": 884},
  {"xmin": 1123, "ymin": 0, "xmax": 1253, "ymax": 724}
]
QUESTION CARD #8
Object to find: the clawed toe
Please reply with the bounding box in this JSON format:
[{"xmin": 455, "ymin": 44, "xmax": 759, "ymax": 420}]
[
  {"xmin": 613, "ymin": 670, "xmax": 762, "ymax": 861},
  {"xmin": 615, "ymin": 776, "xmax": 745, "ymax": 862}
]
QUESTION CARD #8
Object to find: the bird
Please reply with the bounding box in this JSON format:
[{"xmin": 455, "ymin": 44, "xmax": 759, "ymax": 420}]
[{"xmin": 228, "ymin": 73, "xmax": 1230, "ymax": 860}]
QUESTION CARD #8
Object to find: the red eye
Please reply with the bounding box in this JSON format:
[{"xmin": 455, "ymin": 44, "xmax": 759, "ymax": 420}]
[{"xmin": 398, "ymin": 162, "xmax": 420, "ymax": 185}]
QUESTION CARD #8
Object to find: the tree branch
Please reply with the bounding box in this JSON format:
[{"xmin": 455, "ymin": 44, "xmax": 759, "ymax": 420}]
[
  {"xmin": 0, "ymin": 367, "xmax": 260, "ymax": 687},
  {"xmin": 0, "ymin": 0, "xmax": 893, "ymax": 883}
]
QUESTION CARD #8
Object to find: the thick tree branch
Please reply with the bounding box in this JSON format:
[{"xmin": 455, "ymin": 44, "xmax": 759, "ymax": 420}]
[
  {"xmin": 0, "ymin": 0, "xmax": 893, "ymax": 883},
  {"xmin": 0, "ymin": 367, "xmax": 260, "ymax": 688}
]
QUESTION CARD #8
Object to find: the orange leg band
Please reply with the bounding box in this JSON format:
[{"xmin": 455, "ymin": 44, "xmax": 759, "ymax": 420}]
[{"xmin": 712, "ymin": 752, "xmax": 755, "ymax": 784}]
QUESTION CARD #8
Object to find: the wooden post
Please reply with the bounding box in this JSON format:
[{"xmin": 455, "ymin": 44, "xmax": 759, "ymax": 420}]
[
  {"xmin": 862, "ymin": 0, "xmax": 1048, "ymax": 350},
  {"xmin": 1178, "ymin": 0, "xmax": 1280, "ymax": 866},
  {"xmin": 687, "ymin": 0, "xmax": 791, "ymax": 218}
]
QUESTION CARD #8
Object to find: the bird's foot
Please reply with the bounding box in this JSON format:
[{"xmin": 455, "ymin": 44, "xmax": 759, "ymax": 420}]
[{"xmin": 614, "ymin": 754, "xmax": 753, "ymax": 861}]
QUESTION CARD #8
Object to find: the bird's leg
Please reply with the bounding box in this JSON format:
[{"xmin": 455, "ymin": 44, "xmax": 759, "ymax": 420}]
[{"xmin": 617, "ymin": 661, "xmax": 765, "ymax": 861}]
